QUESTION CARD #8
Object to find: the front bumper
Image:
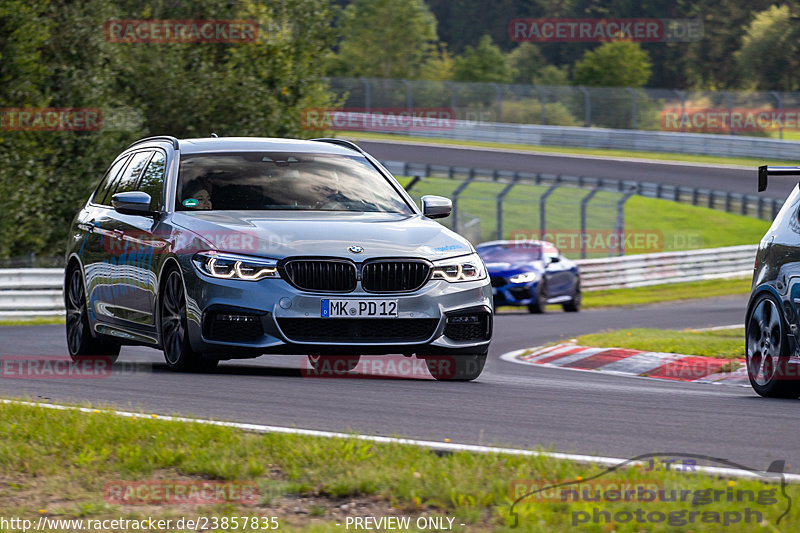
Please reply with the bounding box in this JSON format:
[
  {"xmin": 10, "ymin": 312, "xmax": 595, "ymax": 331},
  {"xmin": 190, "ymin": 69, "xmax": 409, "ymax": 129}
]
[
  {"xmin": 180, "ymin": 258, "xmax": 493, "ymax": 357},
  {"xmin": 491, "ymin": 280, "xmax": 539, "ymax": 307}
]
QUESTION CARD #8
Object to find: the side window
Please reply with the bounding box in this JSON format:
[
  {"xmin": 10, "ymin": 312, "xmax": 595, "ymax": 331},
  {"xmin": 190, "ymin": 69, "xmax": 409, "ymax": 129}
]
[
  {"xmin": 137, "ymin": 151, "xmax": 166, "ymax": 210},
  {"xmin": 111, "ymin": 151, "xmax": 153, "ymax": 198},
  {"xmin": 93, "ymin": 155, "xmax": 131, "ymax": 206}
]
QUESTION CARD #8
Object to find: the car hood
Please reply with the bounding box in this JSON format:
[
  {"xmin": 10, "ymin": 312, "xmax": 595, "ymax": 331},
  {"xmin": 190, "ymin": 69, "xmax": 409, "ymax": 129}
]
[
  {"xmin": 170, "ymin": 210, "xmax": 473, "ymax": 260},
  {"xmin": 483, "ymin": 261, "xmax": 544, "ymax": 277}
]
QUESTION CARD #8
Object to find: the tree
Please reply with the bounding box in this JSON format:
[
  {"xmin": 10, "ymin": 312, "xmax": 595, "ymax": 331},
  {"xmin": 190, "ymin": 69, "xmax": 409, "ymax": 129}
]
[
  {"xmin": 573, "ymin": 41, "xmax": 652, "ymax": 87},
  {"xmin": 453, "ymin": 35, "xmax": 515, "ymax": 83},
  {"xmin": 509, "ymin": 42, "xmax": 546, "ymax": 84},
  {"xmin": 736, "ymin": 5, "xmax": 800, "ymax": 91},
  {"xmin": 328, "ymin": 0, "xmax": 438, "ymax": 79}
]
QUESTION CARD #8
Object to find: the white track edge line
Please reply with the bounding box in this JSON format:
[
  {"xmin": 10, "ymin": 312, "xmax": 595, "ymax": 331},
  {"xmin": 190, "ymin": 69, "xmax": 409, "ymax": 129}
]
[{"xmin": 2, "ymin": 398, "xmax": 796, "ymax": 482}]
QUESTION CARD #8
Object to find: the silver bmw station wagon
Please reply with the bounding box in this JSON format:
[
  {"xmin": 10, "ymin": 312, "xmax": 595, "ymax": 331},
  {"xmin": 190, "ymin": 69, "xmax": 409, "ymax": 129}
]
[{"xmin": 64, "ymin": 136, "xmax": 492, "ymax": 380}]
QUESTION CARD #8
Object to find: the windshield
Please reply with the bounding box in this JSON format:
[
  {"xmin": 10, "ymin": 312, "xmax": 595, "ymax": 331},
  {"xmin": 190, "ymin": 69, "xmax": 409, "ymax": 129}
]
[
  {"xmin": 177, "ymin": 152, "xmax": 412, "ymax": 213},
  {"xmin": 477, "ymin": 244, "xmax": 542, "ymax": 262}
]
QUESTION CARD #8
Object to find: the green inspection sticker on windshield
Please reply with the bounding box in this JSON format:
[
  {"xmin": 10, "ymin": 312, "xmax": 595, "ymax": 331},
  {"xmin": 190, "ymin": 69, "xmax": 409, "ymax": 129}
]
[{"xmin": 183, "ymin": 198, "xmax": 199, "ymax": 208}]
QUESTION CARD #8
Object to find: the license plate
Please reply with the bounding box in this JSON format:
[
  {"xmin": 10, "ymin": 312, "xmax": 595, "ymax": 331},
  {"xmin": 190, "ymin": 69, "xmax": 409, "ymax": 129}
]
[{"xmin": 321, "ymin": 299, "xmax": 398, "ymax": 318}]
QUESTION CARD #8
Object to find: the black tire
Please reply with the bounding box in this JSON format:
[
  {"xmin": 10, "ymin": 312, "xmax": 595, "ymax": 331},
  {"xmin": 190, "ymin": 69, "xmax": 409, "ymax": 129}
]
[
  {"xmin": 420, "ymin": 353, "xmax": 487, "ymax": 381},
  {"xmin": 745, "ymin": 293, "xmax": 800, "ymax": 398},
  {"xmin": 160, "ymin": 268, "xmax": 218, "ymax": 372},
  {"xmin": 306, "ymin": 355, "xmax": 361, "ymax": 376},
  {"xmin": 65, "ymin": 266, "xmax": 120, "ymax": 363},
  {"xmin": 527, "ymin": 281, "xmax": 547, "ymax": 314},
  {"xmin": 562, "ymin": 281, "xmax": 581, "ymax": 313}
]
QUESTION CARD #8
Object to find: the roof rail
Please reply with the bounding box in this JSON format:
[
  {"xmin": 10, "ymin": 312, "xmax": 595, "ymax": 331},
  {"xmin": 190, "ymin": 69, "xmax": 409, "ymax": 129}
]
[
  {"xmin": 127, "ymin": 136, "xmax": 180, "ymax": 150},
  {"xmin": 310, "ymin": 138, "xmax": 365, "ymax": 154}
]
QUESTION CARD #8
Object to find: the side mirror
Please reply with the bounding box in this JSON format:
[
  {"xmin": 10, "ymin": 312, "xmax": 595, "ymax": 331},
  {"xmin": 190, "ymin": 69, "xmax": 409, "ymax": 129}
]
[
  {"xmin": 421, "ymin": 195, "xmax": 452, "ymax": 219},
  {"xmin": 549, "ymin": 256, "xmax": 561, "ymax": 263},
  {"xmin": 112, "ymin": 191, "xmax": 154, "ymax": 216}
]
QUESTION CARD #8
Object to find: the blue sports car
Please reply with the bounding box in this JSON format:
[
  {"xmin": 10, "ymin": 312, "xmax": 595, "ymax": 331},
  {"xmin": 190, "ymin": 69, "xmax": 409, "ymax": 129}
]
[{"xmin": 476, "ymin": 240, "xmax": 581, "ymax": 313}]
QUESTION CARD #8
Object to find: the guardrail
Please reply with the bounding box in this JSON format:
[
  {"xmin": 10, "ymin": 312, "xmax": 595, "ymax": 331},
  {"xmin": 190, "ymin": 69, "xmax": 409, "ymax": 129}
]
[
  {"xmin": 0, "ymin": 269, "xmax": 64, "ymax": 319},
  {"xmin": 0, "ymin": 248, "xmax": 757, "ymax": 317},
  {"xmin": 575, "ymin": 244, "xmax": 757, "ymax": 291},
  {"xmin": 376, "ymin": 119, "xmax": 800, "ymax": 160}
]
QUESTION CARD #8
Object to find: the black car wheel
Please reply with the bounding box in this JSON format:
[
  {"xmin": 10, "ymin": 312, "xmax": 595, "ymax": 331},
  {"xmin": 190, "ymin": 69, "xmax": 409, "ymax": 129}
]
[
  {"xmin": 160, "ymin": 268, "xmax": 218, "ymax": 372},
  {"xmin": 65, "ymin": 266, "xmax": 120, "ymax": 363},
  {"xmin": 563, "ymin": 281, "xmax": 581, "ymax": 312},
  {"xmin": 527, "ymin": 281, "xmax": 547, "ymax": 314},
  {"xmin": 746, "ymin": 293, "xmax": 800, "ymax": 398},
  {"xmin": 420, "ymin": 352, "xmax": 486, "ymax": 381}
]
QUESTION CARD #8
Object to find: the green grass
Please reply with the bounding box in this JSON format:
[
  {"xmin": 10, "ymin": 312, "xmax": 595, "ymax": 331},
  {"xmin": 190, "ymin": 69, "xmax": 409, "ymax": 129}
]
[
  {"xmin": 581, "ymin": 277, "xmax": 752, "ymax": 309},
  {"xmin": 395, "ymin": 176, "xmax": 769, "ymax": 257},
  {"xmin": 0, "ymin": 317, "xmax": 64, "ymax": 326},
  {"xmin": 1, "ymin": 400, "xmax": 797, "ymax": 531},
  {"xmin": 573, "ymin": 327, "xmax": 745, "ymax": 360},
  {"xmin": 344, "ymin": 131, "xmax": 794, "ymax": 166}
]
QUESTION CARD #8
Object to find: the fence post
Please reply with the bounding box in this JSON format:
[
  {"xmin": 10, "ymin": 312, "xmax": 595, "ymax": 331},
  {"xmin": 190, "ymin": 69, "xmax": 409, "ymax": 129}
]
[
  {"xmin": 626, "ymin": 87, "xmax": 638, "ymax": 130},
  {"xmin": 580, "ymin": 186, "xmax": 601, "ymax": 259},
  {"xmin": 615, "ymin": 187, "xmax": 637, "ymax": 256},
  {"xmin": 401, "ymin": 79, "xmax": 413, "ymax": 112},
  {"xmin": 404, "ymin": 175, "xmax": 422, "ymax": 192},
  {"xmin": 445, "ymin": 81, "xmax": 457, "ymax": 116},
  {"xmin": 496, "ymin": 174, "xmax": 520, "ymax": 240},
  {"xmin": 539, "ymin": 184, "xmax": 561, "ymax": 237},
  {"xmin": 771, "ymin": 91, "xmax": 784, "ymax": 140},
  {"xmin": 577, "ymin": 86, "xmax": 591, "ymax": 127},
  {"xmin": 490, "ymin": 82, "xmax": 502, "ymax": 122},
  {"xmin": 452, "ymin": 171, "xmax": 475, "ymax": 232},
  {"xmin": 673, "ymin": 89, "xmax": 686, "ymax": 132},
  {"xmin": 725, "ymin": 91, "xmax": 734, "ymax": 135},
  {"xmin": 534, "ymin": 84, "xmax": 547, "ymax": 124},
  {"xmin": 360, "ymin": 77, "xmax": 371, "ymax": 112}
]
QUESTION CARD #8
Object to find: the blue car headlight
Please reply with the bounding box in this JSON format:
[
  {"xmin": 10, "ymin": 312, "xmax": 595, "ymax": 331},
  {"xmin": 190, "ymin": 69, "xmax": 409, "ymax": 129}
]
[
  {"xmin": 509, "ymin": 272, "xmax": 539, "ymax": 284},
  {"xmin": 431, "ymin": 252, "xmax": 487, "ymax": 282},
  {"xmin": 193, "ymin": 251, "xmax": 280, "ymax": 281}
]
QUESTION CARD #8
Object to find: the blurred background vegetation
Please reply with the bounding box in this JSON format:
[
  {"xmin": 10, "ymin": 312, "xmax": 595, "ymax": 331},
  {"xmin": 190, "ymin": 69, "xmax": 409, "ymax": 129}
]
[{"xmin": 1, "ymin": 0, "xmax": 796, "ymax": 259}]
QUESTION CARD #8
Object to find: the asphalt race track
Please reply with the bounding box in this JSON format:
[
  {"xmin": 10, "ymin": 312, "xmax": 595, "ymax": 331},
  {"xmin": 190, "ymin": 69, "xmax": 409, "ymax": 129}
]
[
  {"xmin": 357, "ymin": 139, "xmax": 797, "ymax": 200},
  {"xmin": 3, "ymin": 294, "xmax": 799, "ymax": 474}
]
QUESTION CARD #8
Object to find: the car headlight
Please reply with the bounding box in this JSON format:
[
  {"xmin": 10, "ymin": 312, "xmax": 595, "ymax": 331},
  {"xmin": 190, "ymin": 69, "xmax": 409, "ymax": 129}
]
[
  {"xmin": 430, "ymin": 253, "xmax": 487, "ymax": 282},
  {"xmin": 193, "ymin": 251, "xmax": 279, "ymax": 281},
  {"xmin": 509, "ymin": 272, "xmax": 539, "ymax": 284}
]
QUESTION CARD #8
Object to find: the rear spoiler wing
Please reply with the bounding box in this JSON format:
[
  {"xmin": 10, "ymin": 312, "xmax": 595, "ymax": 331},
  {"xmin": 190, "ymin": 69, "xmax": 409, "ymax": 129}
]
[{"xmin": 759, "ymin": 165, "xmax": 800, "ymax": 191}]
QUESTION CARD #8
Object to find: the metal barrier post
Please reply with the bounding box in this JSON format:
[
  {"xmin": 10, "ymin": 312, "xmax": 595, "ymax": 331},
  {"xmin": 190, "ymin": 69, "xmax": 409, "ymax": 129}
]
[
  {"xmin": 360, "ymin": 77, "xmax": 371, "ymax": 112},
  {"xmin": 491, "ymin": 82, "xmax": 502, "ymax": 122},
  {"xmin": 496, "ymin": 174, "xmax": 520, "ymax": 240},
  {"xmin": 539, "ymin": 183, "xmax": 561, "ymax": 238},
  {"xmin": 615, "ymin": 187, "xmax": 637, "ymax": 256},
  {"xmin": 451, "ymin": 172, "xmax": 476, "ymax": 232},
  {"xmin": 771, "ymin": 91, "xmax": 784, "ymax": 140},
  {"xmin": 404, "ymin": 175, "xmax": 422, "ymax": 192},
  {"xmin": 577, "ymin": 86, "xmax": 591, "ymax": 127},
  {"xmin": 626, "ymin": 88, "xmax": 638, "ymax": 129},
  {"xmin": 534, "ymin": 84, "xmax": 546, "ymax": 124},
  {"xmin": 580, "ymin": 187, "xmax": 601, "ymax": 259}
]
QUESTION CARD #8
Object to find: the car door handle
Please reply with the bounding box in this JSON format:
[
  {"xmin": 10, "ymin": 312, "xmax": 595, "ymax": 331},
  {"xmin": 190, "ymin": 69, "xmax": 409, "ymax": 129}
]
[{"xmin": 112, "ymin": 229, "xmax": 124, "ymax": 240}]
